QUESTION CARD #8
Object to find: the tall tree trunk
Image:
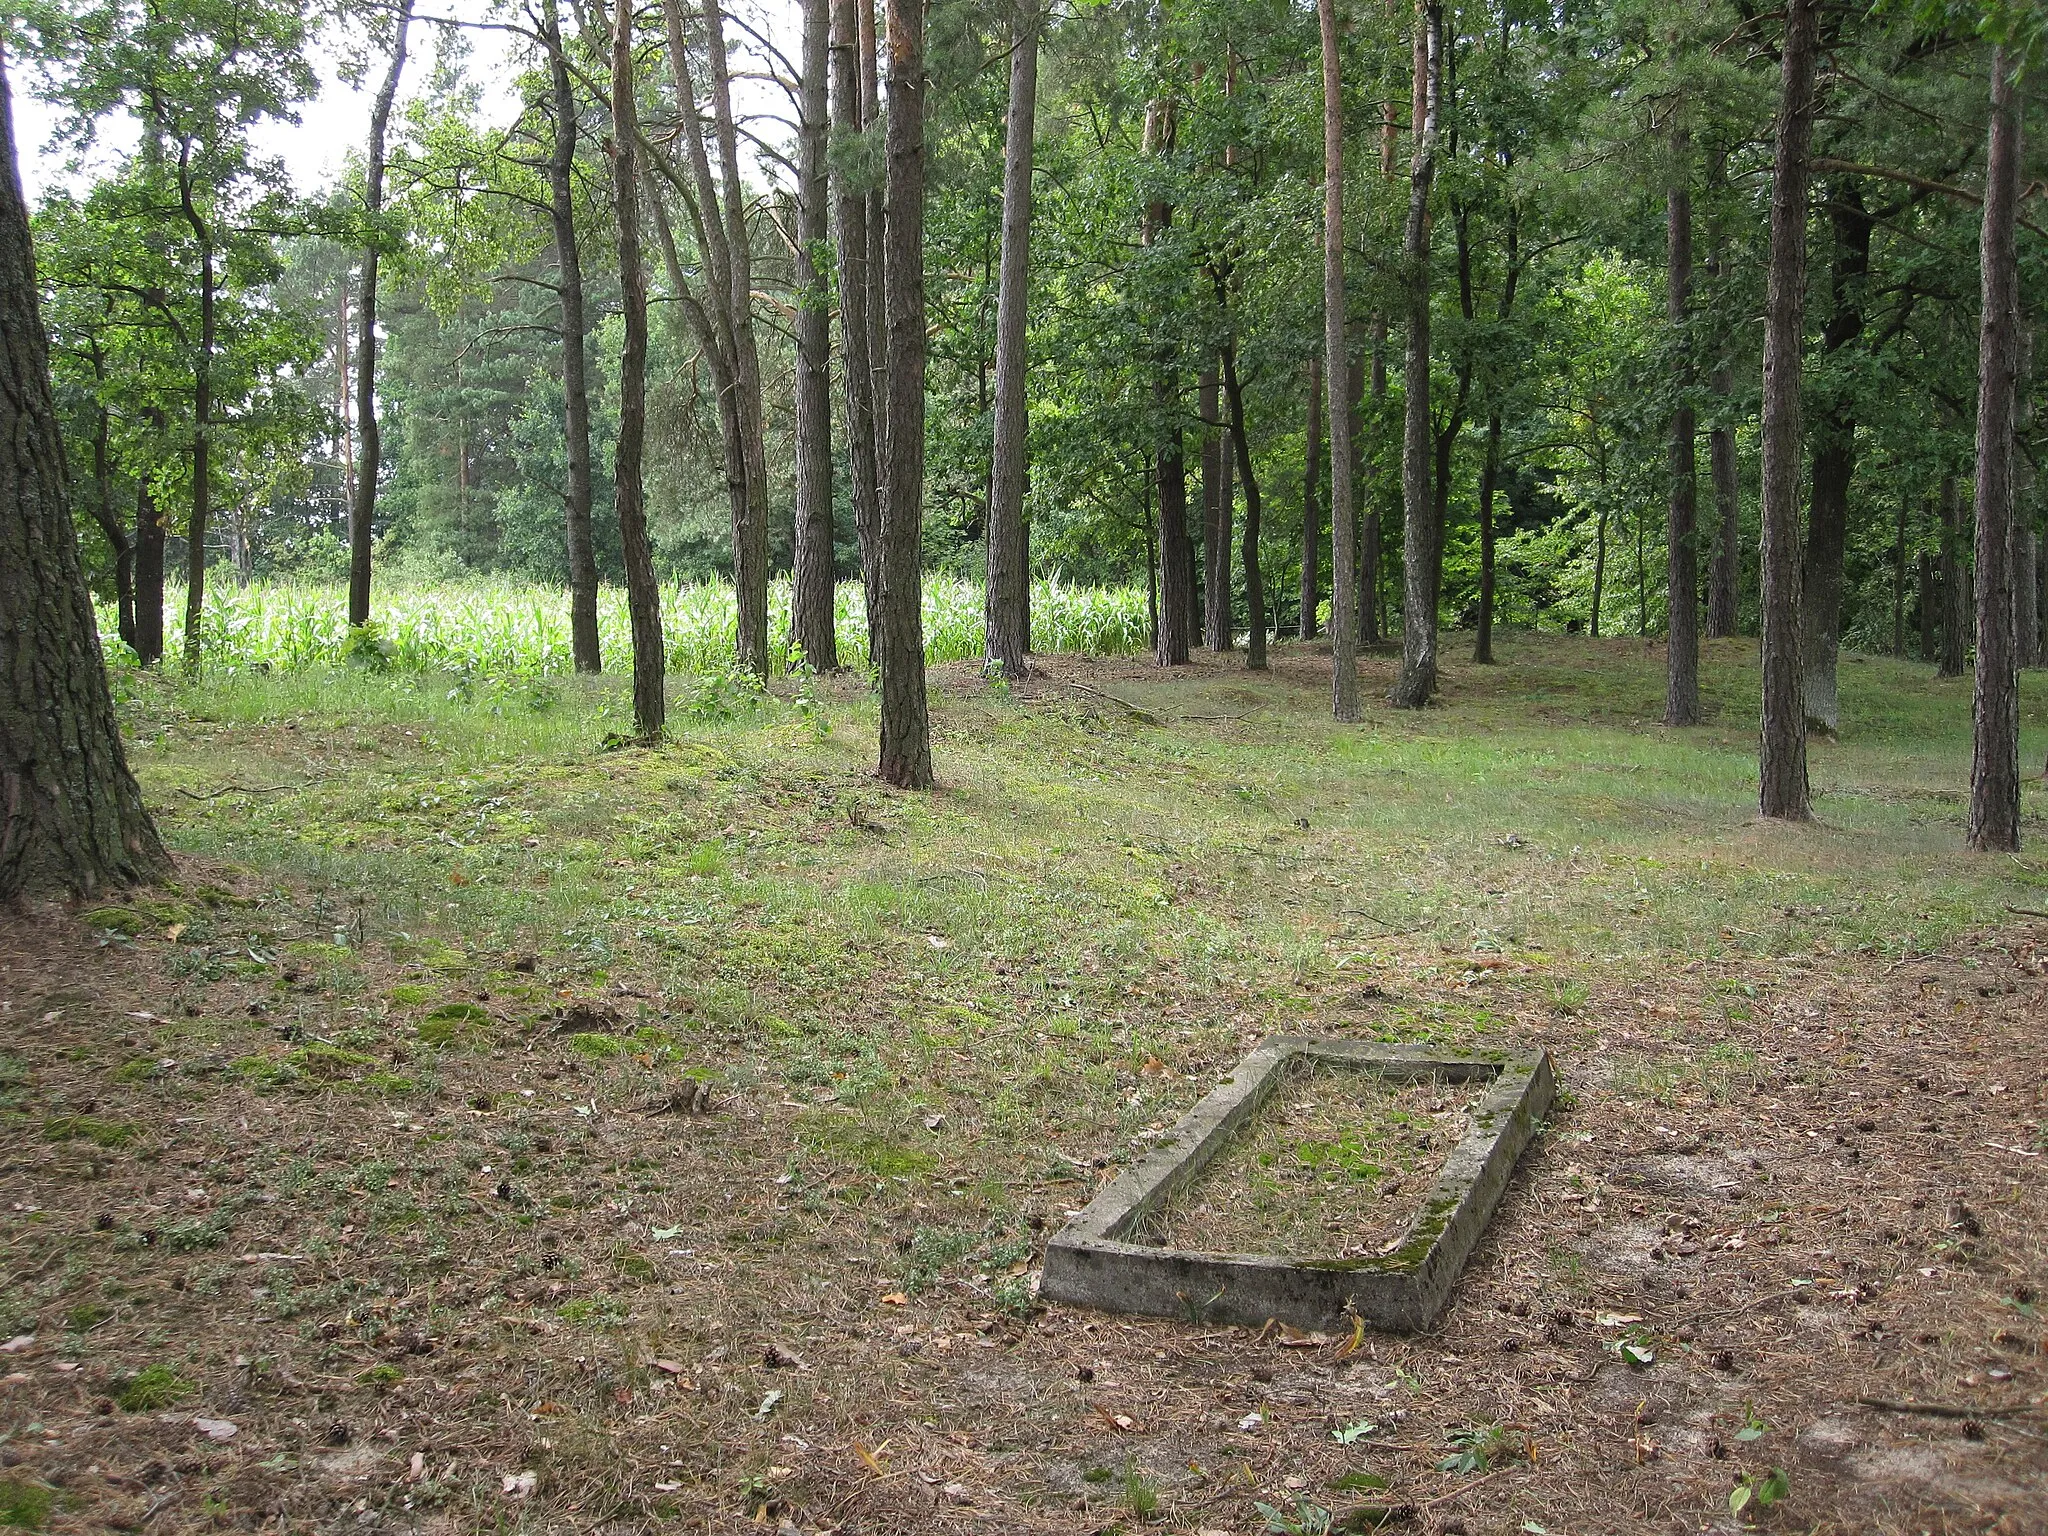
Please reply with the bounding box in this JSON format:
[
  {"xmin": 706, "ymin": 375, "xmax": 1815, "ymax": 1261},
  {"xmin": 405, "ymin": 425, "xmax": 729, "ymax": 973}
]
[
  {"xmin": 2014, "ymin": 328, "xmax": 2037, "ymax": 672},
  {"xmin": 2036, "ymin": 527, "xmax": 2048, "ymax": 672},
  {"xmin": 1940, "ymin": 474, "xmax": 1969, "ymax": 677},
  {"xmin": 655, "ymin": 0, "xmax": 769, "ymax": 676},
  {"xmin": 1892, "ymin": 495, "xmax": 1908, "ymax": 658},
  {"xmin": 1473, "ymin": 410, "xmax": 1500, "ymax": 663},
  {"xmin": 2019, "ymin": 528, "xmax": 2041, "ymax": 669},
  {"xmin": 610, "ymin": 0, "xmax": 664, "ymax": 740},
  {"xmin": 1799, "ymin": 181, "xmax": 1871, "ymax": 734},
  {"xmin": 1704, "ymin": 149, "xmax": 1740, "ymax": 640},
  {"xmin": 876, "ymin": 0, "xmax": 932, "ymax": 787},
  {"xmin": 1201, "ymin": 365, "xmax": 1232, "ymax": 650},
  {"xmin": 829, "ymin": 0, "xmax": 883, "ymax": 665},
  {"xmin": 701, "ymin": 0, "xmax": 771, "ymax": 678},
  {"xmin": 1357, "ymin": 322, "xmax": 1377, "ymax": 646},
  {"xmin": 986, "ymin": 3, "xmax": 1038, "ymax": 678},
  {"xmin": 1666, "ymin": 137, "xmax": 1700, "ymax": 725},
  {"xmin": 0, "ymin": 54, "xmax": 168, "ymax": 900},
  {"xmin": 335, "ymin": 278, "xmax": 354, "ymax": 515},
  {"xmin": 1301, "ymin": 355, "xmax": 1322, "ymax": 643},
  {"xmin": 83, "ymin": 348, "xmax": 134, "ymax": 651},
  {"xmin": 1756, "ymin": 0, "xmax": 1819, "ymax": 821},
  {"xmin": 1707, "ymin": 379, "xmax": 1740, "ymax": 638},
  {"xmin": 792, "ymin": 0, "xmax": 838, "ymax": 670},
  {"xmin": 1156, "ymin": 434, "xmax": 1192, "ymax": 666},
  {"xmin": 1917, "ymin": 545, "xmax": 1935, "ymax": 661},
  {"xmin": 1221, "ymin": 338, "xmax": 1266, "ymax": 671},
  {"xmin": 348, "ymin": 0, "xmax": 413, "ymax": 630},
  {"xmin": 860, "ymin": 0, "xmax": 886, "ymax": 509},
  {"xmin": 546, "ymin": 0, "xmax": 602, "ymax": 674},
  {"xmin": 1969, "ymin": 43, "xmax": 2022, "ymax": 852},
  {"xmin": 1140, "ymin": 92, "xmax": 1188, "ymax": 667},
  {"xmin": 135, "ymin": 411, "xmax": 165, "ymax": 666},
  {"xmin": 1592, "ymin": 500, "xmax": 1607, "ymax": 637},
  {"xmin": 1389, "ymin": 0, "xmax": 1442, "ymax": 709},
  {"xmin": 174, "ymin": 141, "xmax": 215, "ymax": 671}
]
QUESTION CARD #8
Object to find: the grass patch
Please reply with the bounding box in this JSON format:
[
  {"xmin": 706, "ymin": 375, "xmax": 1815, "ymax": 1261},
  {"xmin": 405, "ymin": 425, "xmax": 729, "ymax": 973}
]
[
  {"xmin": 113, "ymin": 1364, "xmax": 194, "ymax": 1412},
  {"xmin": 42, "ymin": 1115, "xmax": 139, "ymax": 1149},
  {"xmin": 0, "ymin": 1479, "xmax": 52, "ymax": 1531},
  {"xmin": 1145, "ymin": 1063, "xmax": 1484, "ymax": 1259}
]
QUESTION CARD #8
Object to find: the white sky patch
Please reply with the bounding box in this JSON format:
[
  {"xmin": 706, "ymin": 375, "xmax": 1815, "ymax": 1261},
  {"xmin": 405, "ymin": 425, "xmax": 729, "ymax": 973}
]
[{"xmin": 14, "ymin": 0, "xmax": 800, "ymax": 206}]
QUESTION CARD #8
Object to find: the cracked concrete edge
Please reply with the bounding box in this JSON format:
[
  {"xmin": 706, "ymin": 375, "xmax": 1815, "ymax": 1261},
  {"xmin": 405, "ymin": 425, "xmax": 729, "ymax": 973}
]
[{"xmin": 1040, "ymin": 1039, "xmax": 1556, "ymax": 1332}]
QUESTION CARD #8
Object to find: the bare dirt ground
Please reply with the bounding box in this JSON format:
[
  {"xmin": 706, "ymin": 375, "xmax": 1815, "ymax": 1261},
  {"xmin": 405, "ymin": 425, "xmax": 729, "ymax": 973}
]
[{"xmin": 3, "ymin": 885, "xmax": 2043, "ymax": 1536}]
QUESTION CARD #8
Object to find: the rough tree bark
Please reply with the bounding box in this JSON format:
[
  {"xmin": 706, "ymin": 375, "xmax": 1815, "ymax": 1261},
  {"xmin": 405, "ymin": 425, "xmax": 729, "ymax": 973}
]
[
  {"xmin": 1201, "ymin": 365, "xmax": 1231, "ymax": 651},
  {"xmin": 876, "ymin": 0, "xmax": 933, "ymax": 787},
  {"xmin": 1389, "ymin": 0, "xmax": 1442, "ymax": 709},
  {"xmin": 1799, "ymin": 182, "xmax": 1871, "ymax": 735},
  {"xmin": 1666, "ymin": 134, "xmax": 1700, "ymax": 726},
  {"xmin": 0, "ymin": 52, "xmax": 168, "ymax": 901},
  {"xmin": 986, "ymin": 3, "xmax": 1039, "ymax": 678},
  {"xmin": 1968, "ymin": 43, "xmax": 2022, "ymax": 852},
  {"xmin": 609, "ymin": 0, "xmax": 664, "ymax": 740},
  {"xmin": 1756, "ymin": 0, "xmax": 1819, "ymax": 821},
  {"xmin": 829, "ymin": 0, "xmax": 883, "ymax": 663},
  {"xmin": 545, "ymin": 0, "xmax": 602, "ymax": 674},
  {"xmin": 792, "ymin": 0, "xmax": 838, "ymax": 670},
  {"xmin": 1320, "ymin": 0, "xmax": 1358, "ymax": 716},
  {"xmin": 347, "ymin": 0, "xmax": 413, "ymax": 630}
]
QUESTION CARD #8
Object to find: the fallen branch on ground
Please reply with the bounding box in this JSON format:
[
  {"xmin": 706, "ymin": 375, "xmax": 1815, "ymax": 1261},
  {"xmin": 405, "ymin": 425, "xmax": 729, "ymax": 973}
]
[{"xmin": 1856, "ymin": 1397, "xmax": 2042, "ymax": 1420}]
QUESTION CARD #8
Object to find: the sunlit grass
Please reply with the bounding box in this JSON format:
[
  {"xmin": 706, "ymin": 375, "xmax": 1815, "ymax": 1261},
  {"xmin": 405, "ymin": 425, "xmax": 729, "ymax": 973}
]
[{"xmin": 102, "ymin": 576, "xmax": 1151, "ymax": 676}]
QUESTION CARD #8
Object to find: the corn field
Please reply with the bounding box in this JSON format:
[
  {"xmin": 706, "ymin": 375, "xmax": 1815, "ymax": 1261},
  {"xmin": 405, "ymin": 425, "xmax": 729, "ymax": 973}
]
[{"xmin": 101, "ymin": 577, "xmax": 1152, "ymax": 676}]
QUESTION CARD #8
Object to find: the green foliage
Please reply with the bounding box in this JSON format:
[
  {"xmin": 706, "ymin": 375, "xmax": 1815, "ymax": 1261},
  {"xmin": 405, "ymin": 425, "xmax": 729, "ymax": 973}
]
[
  {"xmin": 1729, "ymin": 1465, "xmax": 1790, "ymax": 1518},
  {"xmin": 1439, "ymin": 1420, "xmax": 1519, "ymax": 1475},
  {"xmin": 1255, "ymin": 1497, "xmax": 1333, "ymax": 1536}
]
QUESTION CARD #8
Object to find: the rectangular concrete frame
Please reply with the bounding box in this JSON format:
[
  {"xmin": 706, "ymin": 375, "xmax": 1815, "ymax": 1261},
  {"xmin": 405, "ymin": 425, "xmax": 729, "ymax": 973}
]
[{"xmin": 1041, "ymin": 1038, "xmax": 1555, "ymax": 1333}]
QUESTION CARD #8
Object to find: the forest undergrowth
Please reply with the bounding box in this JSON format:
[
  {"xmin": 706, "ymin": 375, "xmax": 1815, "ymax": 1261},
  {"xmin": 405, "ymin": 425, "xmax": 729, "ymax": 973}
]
[{"xmin": 2, "ymin": 634, "xmax": 2045, "ymax": 1535}]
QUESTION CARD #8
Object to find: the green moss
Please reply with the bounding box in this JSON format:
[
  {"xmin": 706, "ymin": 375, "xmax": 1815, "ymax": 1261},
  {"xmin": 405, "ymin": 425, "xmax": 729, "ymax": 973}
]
[
  {"xmin": 285, "ymin": 1044, "xmax": 377, "ymax": 1080},
  {"xmin": 114, "ymin": 1363, "xmax": 195, "ymax": 1411},
  {"xmin": 388, "ymin": 983, "xmax": 434, "ymax": 1006},
  {"xmin": 0, "ymin": 1478, "xmax": 52, "ymax": 1531},
  {"xmin": 42, "ymin": 1115, "xmax": 139, "ymax": 1149},
  {"xmin": 417, "ymin": 1001, "xmax": 493, "ymax": 1050},
  {"xmin": 567, "ymin": 1032, "xmax": 625, "ymax": 1059}
]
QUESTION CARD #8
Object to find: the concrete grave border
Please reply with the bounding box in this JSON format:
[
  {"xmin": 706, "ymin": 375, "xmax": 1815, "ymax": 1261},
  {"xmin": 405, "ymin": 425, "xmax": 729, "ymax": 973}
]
[{"xmin": 1041, "ymin": 1038, "xmax": 1554, "ymax": 1332}]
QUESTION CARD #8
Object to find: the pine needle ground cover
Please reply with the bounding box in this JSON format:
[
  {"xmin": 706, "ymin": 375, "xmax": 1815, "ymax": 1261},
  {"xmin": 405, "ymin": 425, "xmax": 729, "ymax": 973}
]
[
  {"xmin": 2, "ymin": 635, "xmax": 2045, "ymax": 1535},
  {"xmin": 1141, "ymin": 1063, "xmax": 1488, "ymax": 1262}
]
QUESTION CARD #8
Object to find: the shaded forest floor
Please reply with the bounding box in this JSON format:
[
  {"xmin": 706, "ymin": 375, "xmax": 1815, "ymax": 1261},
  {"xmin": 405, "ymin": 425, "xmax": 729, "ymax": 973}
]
[{"xmin": 3, "ymin": 634, "xmax": 2047, "ymax": 1536}]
